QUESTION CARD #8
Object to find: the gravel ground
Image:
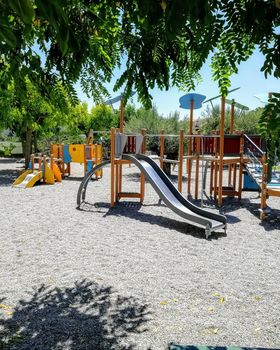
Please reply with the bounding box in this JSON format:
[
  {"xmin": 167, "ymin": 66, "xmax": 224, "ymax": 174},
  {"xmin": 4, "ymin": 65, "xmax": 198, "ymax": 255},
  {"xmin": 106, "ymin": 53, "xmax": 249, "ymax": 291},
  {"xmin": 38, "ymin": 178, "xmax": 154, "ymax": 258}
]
[{"xmin": 0, "ymin": 157, "xmax": 279, "ymax": 350}]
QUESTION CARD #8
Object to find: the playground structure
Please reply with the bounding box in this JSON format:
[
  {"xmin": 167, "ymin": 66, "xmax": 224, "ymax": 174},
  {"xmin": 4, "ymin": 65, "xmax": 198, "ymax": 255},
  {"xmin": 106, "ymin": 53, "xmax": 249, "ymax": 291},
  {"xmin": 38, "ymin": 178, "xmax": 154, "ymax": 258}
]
[
  {"xmin": 50, "ymin": 143, "xmax": 103, "ymax": 178},
  {"xmin": 77, "ymin": 128, "xmax": 227, "ymax": 239},
  {"xmin": 13, "ymin": 142, "xmax": 103, "ymax": 188},
  {"xmin": 13, "ymin": 154, "xmax": 59, "ymax": 188},
  {"xmin": 77, "ymin": 90, "xmax": 280, "ymax": 223}
]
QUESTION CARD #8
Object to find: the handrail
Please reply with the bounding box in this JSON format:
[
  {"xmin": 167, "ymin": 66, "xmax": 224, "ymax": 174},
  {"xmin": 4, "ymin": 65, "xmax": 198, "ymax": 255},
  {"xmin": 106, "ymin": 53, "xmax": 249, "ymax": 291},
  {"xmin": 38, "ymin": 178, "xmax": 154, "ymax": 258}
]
[{"xmin": 244, "ymin": 134, "xmax": 264, "ymax": 156}]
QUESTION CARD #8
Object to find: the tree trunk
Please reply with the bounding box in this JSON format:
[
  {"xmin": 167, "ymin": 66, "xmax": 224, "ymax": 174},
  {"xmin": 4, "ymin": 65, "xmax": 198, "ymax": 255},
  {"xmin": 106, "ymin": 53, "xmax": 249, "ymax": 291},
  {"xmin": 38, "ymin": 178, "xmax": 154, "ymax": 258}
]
[
  {"xmin": 24, "ymin": 127, "xmax": 33, "ymax": 169},
  {"xmin": 33, "ymin": 131, "xmax": 38, "ymax": 153}
]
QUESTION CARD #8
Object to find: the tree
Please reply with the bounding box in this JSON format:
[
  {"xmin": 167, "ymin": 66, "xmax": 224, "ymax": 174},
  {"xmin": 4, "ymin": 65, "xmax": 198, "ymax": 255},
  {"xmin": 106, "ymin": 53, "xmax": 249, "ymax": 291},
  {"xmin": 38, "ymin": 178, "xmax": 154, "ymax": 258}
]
[
  {"xmin": 88, "ymin": 105, "xmax": 119, "ymax": 132},
  {"xmin": 0, "ymin": 0, "xmax": 279, "ymax": 153},
  {"xmin": 0, "ymin": 78, "xmax": 70, "ymax": 167},
  {"xmin": 0, "ymin": 1, "xmax": 279, "ymax": 106},
  {"xmin": 235, "ymin": 108, "xmax": 263, "ymax": 134},
  {"xmin": 259, "ymin": 93, "xmax": 280, "ymax": 170}
]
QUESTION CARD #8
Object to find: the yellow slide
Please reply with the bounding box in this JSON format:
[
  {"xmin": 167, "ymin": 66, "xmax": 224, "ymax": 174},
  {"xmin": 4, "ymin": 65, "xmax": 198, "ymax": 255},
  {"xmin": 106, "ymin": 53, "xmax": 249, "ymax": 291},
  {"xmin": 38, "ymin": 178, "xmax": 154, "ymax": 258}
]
[
  {"xmin": 44, "ymin": 162, "xmax": 55, "ymax": 184},
  {"xmin": 13, "ymin": 170, "xmax": 42, "ymax": 188},
  {"xmin": 52, "ymin": 162, "xmax": 62, "ymax": 182}
]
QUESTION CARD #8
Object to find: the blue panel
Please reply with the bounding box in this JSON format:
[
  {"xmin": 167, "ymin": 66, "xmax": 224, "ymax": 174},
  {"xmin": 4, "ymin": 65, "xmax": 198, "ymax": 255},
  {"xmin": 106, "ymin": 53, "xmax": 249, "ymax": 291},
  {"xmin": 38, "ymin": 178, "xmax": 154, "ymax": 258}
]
[
  {"xmin": 28, "ymin": 161, "xmax": 32, "ymax": 169},
  {"xmin": 86, "ymin": 160, "xmax": 93, "ymax": 174},
  {"xmin": 179, "ymin": 93, "xmax": 206, "ymax": 110},
  {"xmin": 243, "ymin": 172, "xmax": 260, "ymax": 190},
  {"xmin": 63, "ymin": 145, "xmax": 72, "ymax": 163}
]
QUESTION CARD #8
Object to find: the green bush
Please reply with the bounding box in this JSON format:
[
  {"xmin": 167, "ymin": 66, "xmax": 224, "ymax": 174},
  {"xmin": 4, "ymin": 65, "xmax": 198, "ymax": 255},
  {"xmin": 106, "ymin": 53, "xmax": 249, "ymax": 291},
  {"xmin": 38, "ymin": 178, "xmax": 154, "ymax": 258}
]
[{"xmin": 0, "ymin": 143, "xmax": 15, "ymax": 156}]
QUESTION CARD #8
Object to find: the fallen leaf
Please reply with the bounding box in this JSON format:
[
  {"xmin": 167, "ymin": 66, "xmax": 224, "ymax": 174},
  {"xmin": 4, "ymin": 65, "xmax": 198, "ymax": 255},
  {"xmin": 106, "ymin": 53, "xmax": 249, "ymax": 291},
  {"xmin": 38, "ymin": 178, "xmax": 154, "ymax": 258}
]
[
  {"xmin": 0, "ymin": 304, "xmax": 11, "ymax": 309},
  {"xmin": 219, "ymin": 297, "xmax": 226, "ymax": 303},
  {"xmin": 173, "ymin": 298, "xmax": 178, "ymax": 303},
  {"xmin": 208, "ymin": 307, "xmax": 215, "ymax": 312},
  {"xmin": 202, "ymin": 326, "xmax": 220, "ymax": 335},
  {"xmin": 252, "ymin": 296, "xmax": 262, "ymax": 302},
  {"xmin": 5, "ymin": 311, "xmax": 13, "ymax": 315},
  {"xmin": 160, "ymin": 300, "xmax": 168, "ymax": 306}
]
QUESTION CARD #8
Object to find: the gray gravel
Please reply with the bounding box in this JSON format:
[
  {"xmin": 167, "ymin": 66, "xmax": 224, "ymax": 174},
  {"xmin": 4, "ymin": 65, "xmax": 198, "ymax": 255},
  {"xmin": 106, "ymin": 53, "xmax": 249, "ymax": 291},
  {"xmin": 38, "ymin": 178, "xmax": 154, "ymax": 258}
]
[{"xmin": 0, "ymin": 157, "xmax": 279, "ymax": 349}]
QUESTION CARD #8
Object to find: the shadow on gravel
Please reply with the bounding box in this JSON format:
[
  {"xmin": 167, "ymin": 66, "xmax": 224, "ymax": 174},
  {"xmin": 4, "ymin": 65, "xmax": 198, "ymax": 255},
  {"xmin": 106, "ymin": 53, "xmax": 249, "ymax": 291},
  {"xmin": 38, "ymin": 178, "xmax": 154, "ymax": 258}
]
[
  {"xmin": 0, "ymin": 169, "xmax": 20, "ymax": 187},
  {"xmin": 123, "ymin": 172, "xmax": 187, "ymax": 184},
  {"xmin": 63, "ymin": 176, "xmax": 84, "ymax": 182},
  {"xmin": 0, "ymin": 279, "xmax": 151, "ymax": 350},
  {"xmin": 220, "ymin": 197, "xmax": 280, "ymax": 232},
  {"xmin": 78, "ymin": 201, "xmax": 227, "ymax": 240},
  {"xmin": 169, "ymin": 344, "xmax": 279, "ymax": 350},
  {"xmin": 0, "ymin": 158, "xmax": 19, "ymax": 164}
]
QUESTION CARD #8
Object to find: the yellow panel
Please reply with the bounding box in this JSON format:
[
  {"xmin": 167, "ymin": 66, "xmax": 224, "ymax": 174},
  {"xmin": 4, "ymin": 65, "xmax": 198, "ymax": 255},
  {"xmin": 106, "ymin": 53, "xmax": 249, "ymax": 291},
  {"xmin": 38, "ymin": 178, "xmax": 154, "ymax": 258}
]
[
  {"xmin": 92, "ymin": 144, "xmax": 102, "ymax": 159},
  {"xmin": 69, "ymin": 144, "xmax": 85, "ymax": 163}
]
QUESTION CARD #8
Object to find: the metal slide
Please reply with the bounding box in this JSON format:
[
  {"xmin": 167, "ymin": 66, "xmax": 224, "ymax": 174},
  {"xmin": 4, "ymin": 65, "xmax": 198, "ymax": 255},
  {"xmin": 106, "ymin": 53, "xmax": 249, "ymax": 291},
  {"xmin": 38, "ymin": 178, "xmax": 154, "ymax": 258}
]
[{"xmin": 77, "ymin": 156, "xmax": 226, "ymax": 238}]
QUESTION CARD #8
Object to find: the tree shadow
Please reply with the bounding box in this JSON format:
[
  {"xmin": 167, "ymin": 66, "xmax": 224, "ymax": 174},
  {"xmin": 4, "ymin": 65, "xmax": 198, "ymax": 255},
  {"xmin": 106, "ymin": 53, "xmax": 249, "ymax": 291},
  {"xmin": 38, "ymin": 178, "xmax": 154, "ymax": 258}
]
[
  {"xmin": 0, "ymin": 279, "xmax": 152, "ymax": 349},
  {"xmin": 78, "ymin": 202, "xmax": 227, "ymax": 240},
  {"xmin": 0, "ymin": 169, "xmax": 20, "ymax": 187},
  {"xmin": 0, "ymin": 158, "xmax": 21, "ymax": 164},
  {"xmin": 123, "ymin": 172, "xmax": 187, "ymax": 184},
  {"xmin": 218, "ymin": 197, "xmax": 280, "ymax": 232},
  {"xmin": 169, "ymin": 344, "xmax": 278, "ymax": 350}
]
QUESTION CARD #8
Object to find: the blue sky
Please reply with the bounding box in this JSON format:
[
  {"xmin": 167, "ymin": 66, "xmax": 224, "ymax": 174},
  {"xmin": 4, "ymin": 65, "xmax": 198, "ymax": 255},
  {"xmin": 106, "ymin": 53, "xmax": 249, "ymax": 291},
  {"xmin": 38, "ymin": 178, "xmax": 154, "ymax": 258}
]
[{"xmin": 76, "ymin": 49, "xmax": 279, "ymax": 119}]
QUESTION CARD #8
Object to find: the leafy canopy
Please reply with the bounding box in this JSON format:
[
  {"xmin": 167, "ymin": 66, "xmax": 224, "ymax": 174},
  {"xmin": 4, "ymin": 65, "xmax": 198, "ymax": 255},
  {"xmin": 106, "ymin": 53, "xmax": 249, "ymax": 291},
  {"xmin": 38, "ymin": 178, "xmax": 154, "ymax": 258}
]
[{"xmin": 0, "ymin": 0, "xmax": 279, "ymax": 108}]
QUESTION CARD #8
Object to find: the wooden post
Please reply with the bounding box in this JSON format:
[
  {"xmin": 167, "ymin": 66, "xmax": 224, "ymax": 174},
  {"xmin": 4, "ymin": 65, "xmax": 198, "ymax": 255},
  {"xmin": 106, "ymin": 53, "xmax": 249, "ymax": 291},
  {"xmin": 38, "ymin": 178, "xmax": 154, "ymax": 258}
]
[
  {"xmin": 42, "ymin": 156, "xmax": 46, "ymax": 183},
  {"xmin": 228, "ymin": 99, "xmax": 235, "ymax": 186},
  {"xmin": 218, "ymin": 96, "xmax": 226, "ymax": 207},
  {"xmin": 230, "ymin": 99, "xmax": 235, "ymax": 134},
  {"xmin": 160, "ymin": 129, "xmax": 164, "ymax": 169},
  {"xmin": 119, "ymin": 99, "xmax": 125, "ymax": 193},
  {"xmin": 31, "ymin": 154, "xmax": 35, "ymax": 172},
  {"xmin": 110, "ymin": 128, "xmax": 115, "ymax": 208},
  {"xmin": 83, "ymin": 145, "xmax": 87, "ymax": 175},
  {"xmin": 195, "ymin": 133, "xmax": 201, "ymax": 199},
  {"xmin": 178, "ymin": 129, "xmax": 184, "ymax": 193},
  {"xmin": 228, "ymin": 163, "xmax": 232, "ymax": 187},
  {"xmin": 140, "ymin": 129, "xmax": 146, "ymax": 202},
  {"xmin": 116, "ymin": 161, "xmax": 119, "ymax": 202},
  {"xmin": 50, "ymin": 154, "xmax": 54, "ymax": 172},
  {"xmin": 238, "ymin": 133, "xmax": 244, "ymax": 199},
  {"xmin": 210, "ymin": 161, "xmax": 214, "ymax": 196},
  {"xmin": 120, "ymin": 99, "xmax": 124, "ymax": 132},
  {"xmin": 210, "ymin": 131, "xmax": 216, "ymax": 196},
  {"xmin": 95, "ymin": 144, "xmax": 98, "ymax": 179},
  {"xmin": 260, "ymin": 156, "xmax": 267, "ymax": 220},
  {"xmin": 187, "ymin": 99, "xmax": 194, "ymax": 195}
]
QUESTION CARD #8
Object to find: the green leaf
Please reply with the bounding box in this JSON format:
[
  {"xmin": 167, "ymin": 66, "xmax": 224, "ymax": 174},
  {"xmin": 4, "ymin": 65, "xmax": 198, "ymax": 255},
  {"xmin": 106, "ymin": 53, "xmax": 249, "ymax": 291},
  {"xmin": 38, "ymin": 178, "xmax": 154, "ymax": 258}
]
[
  {"xmin": 0, "ymin": 25, "xmax": 17, "ymax": 47},
  {"xmin": 9, "ymin": 0, "xmax": 35, "ymax": 24}
]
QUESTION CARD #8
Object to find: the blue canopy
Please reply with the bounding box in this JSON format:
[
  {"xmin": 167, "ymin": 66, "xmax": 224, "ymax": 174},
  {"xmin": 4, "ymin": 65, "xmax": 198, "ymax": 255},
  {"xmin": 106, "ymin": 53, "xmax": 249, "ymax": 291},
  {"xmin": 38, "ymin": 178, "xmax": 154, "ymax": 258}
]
[{"xmin": 179, "ymin": 93, "xmax": 206, "ymax": 110}]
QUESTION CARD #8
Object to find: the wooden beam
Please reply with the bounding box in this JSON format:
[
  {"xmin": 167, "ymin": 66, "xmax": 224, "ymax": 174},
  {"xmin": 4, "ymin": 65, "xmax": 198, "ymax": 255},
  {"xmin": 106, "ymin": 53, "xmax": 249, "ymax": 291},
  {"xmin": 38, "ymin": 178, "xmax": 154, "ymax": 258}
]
[
  {"xmin": 178, "ymin": 129, "xmax": 184, "ymax": 193},
  {"xmin": 160, "ymin": 129, "xmax": 164, "ymax": 169},
  {"xmin": 230, "ymin": 99, "xmax": 235, "ymax": 134},
  {"xmin": 110, "ymin": 128, "xmax": 115, "ymax": 208},
  {"xmin": 218, "ymin": 96, "xmax": 226, "ymax": 207},
  {"xmin": 140, "ymin": 128, "xmax": 146, "ymax": 202}
]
